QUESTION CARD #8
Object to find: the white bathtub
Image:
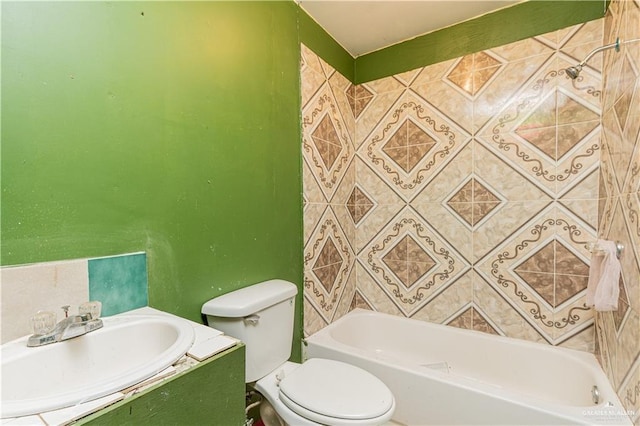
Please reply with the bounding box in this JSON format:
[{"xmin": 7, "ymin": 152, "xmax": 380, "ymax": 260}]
[{"xmin": 304, "ymin": 309, "xmax": 632, "ymax": 426}]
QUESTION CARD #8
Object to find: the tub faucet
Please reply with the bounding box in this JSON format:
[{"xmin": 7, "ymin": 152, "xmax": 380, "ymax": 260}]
[{"xmin": 27, "ymin": 304, "xmax": 103, "ymax": 347}]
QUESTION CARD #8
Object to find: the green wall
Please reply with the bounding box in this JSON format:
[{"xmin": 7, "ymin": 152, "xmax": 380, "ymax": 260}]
[
  {"xmin": 298, "ymin": 8, "xmax": 354, "ymax": 82},
  {"xmin": 355, "ymin": 0, "xmax": 607, "ymax": 83},
  {"xmin": 1, "ymin": 0, "xmax": 607, "ymax": 363},
  {"xmin": 1, "ymin": 1, "xmax": 305, "ymax": 357}
]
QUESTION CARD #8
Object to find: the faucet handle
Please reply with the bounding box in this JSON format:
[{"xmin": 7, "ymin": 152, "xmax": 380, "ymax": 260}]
[
  {"xmin": 79, "ymin": 301, "xmax": 102, "ymax": 319},
  {"xmin": 31, "ymin": 311, "xmax": 57, "ymax": 335}
]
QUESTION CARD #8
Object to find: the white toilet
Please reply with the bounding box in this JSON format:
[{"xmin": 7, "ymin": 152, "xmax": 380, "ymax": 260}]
[{"xmin": 201, "ymin": 279, "xmax": 395, "ymax": 426}]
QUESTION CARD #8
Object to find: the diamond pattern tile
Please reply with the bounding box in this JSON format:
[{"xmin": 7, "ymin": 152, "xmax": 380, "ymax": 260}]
[
  {"xmin": 472, "ymin": 66, "xmax": 501, "ymax": 95},
  {"xmin": 446, "ymin": 178, "xmax": 503, "ymax": 226},
  {"xmin": 311, "ymin": 115, "xmax": 343, "ymax": 170},
  {"xmin": 474, "ymin": 179, "xmax": 500, "ymax": 203},
  {"xmin": 346, "ymin": 84, "xmax": 375, "ymax": 119},
  {"xmin": 448, "ymin": 307, "xmax": 473, "ymax": 329},
  {"xmin": 613, "ymin": 55, "xmax": 637, "ymax": 131},
  {"xmin": 474, "ymin": 52, "xmax": 501, "ymax": 70},
  {"xmin": 472, "ymin": 180, "xmax": 502, "ymax": 225},
  {"xmin": 382, "ymin": 119, "xmax": 437, "ymax": 173},
  {"xmin": 360, "ymin": 91, "xmax": 471, "ymax": 201},
  {"xmin": 382, "ymin": 235, "xmax": 436, "ymax": 289},
  {"xmin": 557, "ymin": 93, "xmax": 600, "ymax": 125},
  {"xmin": 555, "ymin": 274, "xmax": 589, "ymax": 306},
  {"xmin": 350, "ymin": 290, "xmax": 373, "ymax": 311},
  {"xmin": 515, "ymin": 94, "xmax": 556, "ymax": 158},
  {"xmin": 303, "ymin": 79, "xmax": 355, "ymax": 202},
  {"xmin": 515, "ymin": 241, "xmax": 555, "ymax": 273},
  {"xmin": 448, "ymin": 55, "xmax": 473, "ymax": 76},
  {"xmin": 448, "ymin": 180, "xmax": 474, "ymax": 203},
  {"xmin": 447, "ymin": 72, "xmax": 474, "ymax": 96},
  {"xmin": 472, "ymin": 308, "xmax": 499, "ymax": 335},
  {"xmin": 473, "ymin": 202, "xmax": 501, "ymax": 226},
  {"xmin": 449, "ymin": 306, "xmax": 499, "ymax": 334},
  {"xmin": 359, "ymin": 208, "xmax": 470, "ymax": 316},
  {"xmin": 446, "ymin": 52, "xmax": 502, "ymax": 96},
  {"xmin": 304, "ymin": 205, "xmax": 354, "ymax": 323},
  {"xmin": 557, "ymin": 121, "xmax": 599, "ymax": 158},
  {"xmin": 312, "ymin": 238, "xmax": 344, "ymax": 293},
  {"xmin": 514, "ymin": 241, "xmax": 556, "ymax": 305},
  {"xmin": 515, "ymin": 92, "xmax": 599, "ymax": 161},
  {"xmin": 554, "ymin": 242, "xmax": 589, "ymax": 276},
  {"xmin": 346, "ymin": 186, "xmax": 375, "ymax": 224},
  {"xmin": 514, "ymin": 240, "xmax": 589, "ymax": 308},
  {"xmin": 482, "ymin": 56, "xmax": 601, "ymax": 197}
]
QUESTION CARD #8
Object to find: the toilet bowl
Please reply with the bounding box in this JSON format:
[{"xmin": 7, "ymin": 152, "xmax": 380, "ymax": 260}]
[
  {"xmin": 201, "ymin": 280, "xmax": 396, "ymax": 426},
  {"xmin": 255, "ymin": 360, "xmax": 395, "ymax": 426}
]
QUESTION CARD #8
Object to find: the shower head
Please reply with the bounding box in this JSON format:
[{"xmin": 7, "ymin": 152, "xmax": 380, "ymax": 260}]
[
  {"xmin": 565, "ymin": 64, "xmax": 583, "ymax": 80},
  {"xmin": 564, "ymin": 37, "xmax": 621, "ymax": 80},
  {"xmin": 565, "ymin": 38, "xmax": 640, "ymax": 79}
]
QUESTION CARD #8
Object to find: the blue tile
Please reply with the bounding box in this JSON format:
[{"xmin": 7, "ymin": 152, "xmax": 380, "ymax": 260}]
[{"xmin": 88, "ymin": 253, "xmax": 148, "ymax": 316}]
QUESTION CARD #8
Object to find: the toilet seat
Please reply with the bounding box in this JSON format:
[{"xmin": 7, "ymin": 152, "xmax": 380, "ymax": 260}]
[{"xmin": 278, "ymin": 358, "xmax": 394, "ymax": 425}]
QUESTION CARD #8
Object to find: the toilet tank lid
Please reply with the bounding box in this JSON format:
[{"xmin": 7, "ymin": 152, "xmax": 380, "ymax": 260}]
[{"xmin": 201, "ymin": 279, "xmax": 298, "ymax": 317}]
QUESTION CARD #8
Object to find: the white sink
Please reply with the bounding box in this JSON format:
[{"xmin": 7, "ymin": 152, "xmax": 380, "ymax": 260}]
[{"xmin": 1, "ymin": 312, "xmax": 195, "ymax": 418}]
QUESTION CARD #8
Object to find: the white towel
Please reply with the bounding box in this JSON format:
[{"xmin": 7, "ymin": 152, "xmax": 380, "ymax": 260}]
[{"xmin": 586, "ymin": 239, "xmax": 621, "ymax": 311}]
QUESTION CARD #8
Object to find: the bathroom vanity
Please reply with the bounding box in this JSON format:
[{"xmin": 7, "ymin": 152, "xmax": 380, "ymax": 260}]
[
  {"xmin": 77, "ymin": 344, "xmax": 245, "ymax": 425},
  {"xmin": 2, "ymin": 307, "xmax": 246, "ymax": 425}
]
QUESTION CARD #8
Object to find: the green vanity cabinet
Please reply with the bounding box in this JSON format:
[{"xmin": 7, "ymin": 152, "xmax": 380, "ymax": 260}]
[{"xmin": 77, "ymin": 344, "xmax": 245, "ymax": 426}]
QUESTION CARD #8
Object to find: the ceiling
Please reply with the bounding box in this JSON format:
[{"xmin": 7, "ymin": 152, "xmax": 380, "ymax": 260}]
[{"xmin": 298, "ymin": 0, "xmax": 523, "ymax": 57}]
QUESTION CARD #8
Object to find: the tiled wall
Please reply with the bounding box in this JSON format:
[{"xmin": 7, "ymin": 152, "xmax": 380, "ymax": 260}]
[
  {"xmin": 302, "ymin": 19, "xmax": 607, "ymax": 353},
  {"xmin": 1, "ymin": 252, "xmax": 148, "ymax": 343},
  {"xmin": 597, "ymin": 0, "xmax": 640, "ymax": 422}
]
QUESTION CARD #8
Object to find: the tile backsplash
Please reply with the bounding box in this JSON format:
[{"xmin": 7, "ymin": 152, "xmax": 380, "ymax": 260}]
[
  {"xmin": 1, "ymin": 252, "xmax": 148, "ymax": 343},
  {"xmin": 88, "ymin": 253, "xmax": 148, "ymax": 317}
]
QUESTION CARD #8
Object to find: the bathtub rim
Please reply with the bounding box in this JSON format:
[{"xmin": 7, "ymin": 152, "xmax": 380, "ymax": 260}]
[{"xmin": 304, "ymin": 308, "xmax": 630, "ymax": 425}]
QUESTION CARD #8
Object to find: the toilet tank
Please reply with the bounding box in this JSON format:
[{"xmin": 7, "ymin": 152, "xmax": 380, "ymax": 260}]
[{"xmin": 201, "ymin": 280, "xmax": 298, "ymax": 383}]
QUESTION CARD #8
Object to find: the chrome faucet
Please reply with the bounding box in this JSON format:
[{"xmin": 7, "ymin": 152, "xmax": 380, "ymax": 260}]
[{"xmin": 27, "ymin": 304, "xmax": 103, "ymax": 347}]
